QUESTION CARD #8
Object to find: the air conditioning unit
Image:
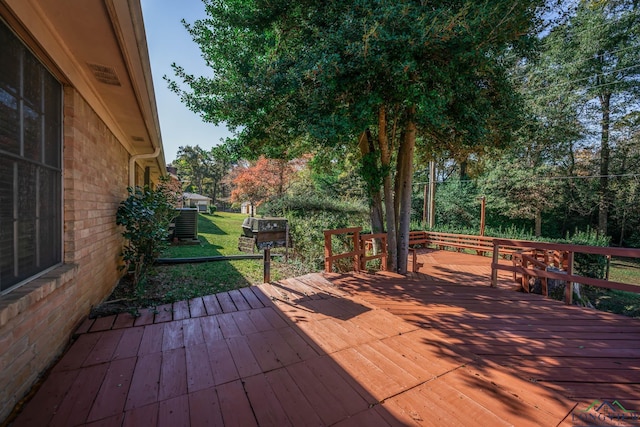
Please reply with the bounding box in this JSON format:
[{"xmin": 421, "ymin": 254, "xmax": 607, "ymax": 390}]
[{"xmin": 173, "ymin": 208, "xmax": 198, "ymax": 240}]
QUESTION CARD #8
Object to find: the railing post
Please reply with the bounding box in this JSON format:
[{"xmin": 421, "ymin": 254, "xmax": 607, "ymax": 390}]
[
  {"xmin": 263, "ymin": 248, "xmax": 271, "ymax": 283},
  {"xmin": 565, "ymin": 252, "xmax": 574, "ymax": 305},
  {"xmin": 359, "ymin": 234, "xmax": 365, "ymax": 271},
  {"xmin": 522, "ymin": 257, "xmax": 529, "ymax": 292},
  {"xmin": 353, "ymin": 229, "xmax": 360, "ymax": 272},
  {"xmin": 491, "ymin": 240, "xmax": 499, "ymax": 287},
  {"xmin": 381, "ymin": 235, "xmax": 388, "ymax": 271},
  {"xmin": 324, "ymin": 231, "xmax": 332, "ymax": 273}
]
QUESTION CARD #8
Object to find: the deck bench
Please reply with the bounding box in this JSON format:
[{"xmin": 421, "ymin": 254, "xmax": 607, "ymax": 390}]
[{"xmin": 408, "ymin": 231, "xmax": 526, "ymax": 258}]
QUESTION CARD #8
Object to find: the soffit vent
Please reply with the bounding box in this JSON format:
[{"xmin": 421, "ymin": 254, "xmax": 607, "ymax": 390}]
[
  {"xmin": 131, "ymin": 136, "xmax": 144, "ymax": 142},
  {"xmin": 87, "ymin": 63, "xmax": 121, "ymax": 86}
]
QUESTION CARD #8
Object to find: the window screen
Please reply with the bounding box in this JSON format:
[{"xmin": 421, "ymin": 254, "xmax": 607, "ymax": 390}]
[{"xmin": 0, "ymin": 19, "xmax": 62, "ymax": 293}]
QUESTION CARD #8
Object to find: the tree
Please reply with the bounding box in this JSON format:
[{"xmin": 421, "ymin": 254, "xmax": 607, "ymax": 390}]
[
  {"xmin": 174, "ymin": 144, "xmax": 233, "ymax": 205},
  {"xmin": 541, "ymin": 0, "xmax": 640, "ymax": 235},
  {"xmin": 174, "ymin": 145, "xmax": 211, "ymax": 195},
  {"xmin": 170, "ymin": 0, "xmax": 545, "ymax": 273},
  {"xmin": 482, "ymin": 155, "xmax": 562, "ymax": 236},
  {"xmin": 610, "ymin": 112, "xmax": 640, "ymax": 245},
  {"xmin": 230, "ymin": 156, "xmax": 297, "ymax": 211},
  {"xmin": 208, "ymin": 144, "xmax": 234, "ymax": 205}
]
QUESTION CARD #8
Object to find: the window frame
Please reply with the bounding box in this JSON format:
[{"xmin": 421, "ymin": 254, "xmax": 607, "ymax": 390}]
[{"xmin": 0, "ymin": 17, "xmax": 63, "ymax": 295}]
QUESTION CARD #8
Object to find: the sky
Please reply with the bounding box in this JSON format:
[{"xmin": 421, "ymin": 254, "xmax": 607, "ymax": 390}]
[{"xmin": 140, "ymin": 0, "xmax": 232, "ymax": 164}]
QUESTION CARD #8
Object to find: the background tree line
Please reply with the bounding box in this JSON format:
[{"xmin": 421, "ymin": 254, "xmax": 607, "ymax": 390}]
[{"xmin": 167, "ymin": 0, "xmax": 640, "ymax": 273}]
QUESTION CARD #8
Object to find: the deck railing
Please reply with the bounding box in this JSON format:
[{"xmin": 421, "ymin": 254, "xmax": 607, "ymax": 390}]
[
  {"xmin": 323, "ymin": 227, "xmax": 387, "ymax": 273},
  {"xmin": 491, "ymin": 239, "xmax": 640, "ymax": 304},
  {"xmin": 324, "ymin": 229, "xmax": 640, "ymax": 301}
]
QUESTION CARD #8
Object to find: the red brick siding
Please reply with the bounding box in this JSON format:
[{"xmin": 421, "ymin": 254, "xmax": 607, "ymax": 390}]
[{"xmin": 0, "ymin": 87, "xmax": 131, "ymax": 421}]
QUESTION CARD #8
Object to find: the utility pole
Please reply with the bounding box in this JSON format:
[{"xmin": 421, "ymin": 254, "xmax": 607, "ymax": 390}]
[
  {"xmin": 428, "ymin": 161, "xmax": 436, "ymax": 228},
  {"xmin": 480, "ymin": 196, "xmax": 486, "ymax": 236},
  {"xmin": 422, "ymin": 184, "xmax": 428, "ymax": 225}
]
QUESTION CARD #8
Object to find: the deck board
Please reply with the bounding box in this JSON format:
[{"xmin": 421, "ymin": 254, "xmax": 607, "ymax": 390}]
[
  {"xmin": 182, "ymin": 318, "xmax": 205, "ymax": 347},
  {"xmin": 82, "ymin": 329, "xmax": 123, "ymax": 367},
  {"xmin": 229, "ymin": 310, "xmax": 259, "ymax": 335},
  {"xmin": 206, "ymin": 338, "xmax": 239, "ymax": 385},
  {"xmin": 187, "ymin": 297, "xmax": 207, "ymax": 318},
  {"xmin": 133, "ymin": 307, "xmax": 155, "ymax": 326},
  {"xmin": 157, "ymin": 395, "xmax": 189, "ymax": 427},
  {"xmin": 112, "ymin": 313, "xmax": 136, "ymax": 329},
  {"xmin": 11, "ymin": 370, "xmax": 79, "ymax": 427},
  {"xmin": 185, "ymin": 343, "xmax": 215, "ymax": 392},
  {"xmin": 201, "ymin": 294, "xmax": 223, "ymax": 315},
  {"xmin": 216, "ymin": 292, "xmax": 237, "ymax": 313},
  {"xmin": 86, "ymin": 357, "xmax": 136, "ymax": 422},
  {"xmin": 161, "ymin": 321, "xmax": 184, "ymax": 351},
  {"xmin": 125, "ymin": 353, "xmax": 161, "ymax": 410},
  {"xmin": 122, "ymin": 403, "xmax": 158, "ymax": 427},
  {"xmin": 154, "ymin": 304, "xmax": 173, "ymax": 323},
  {"xmin": 12, "ymin": 249, "xmax": 640, "ymax": 426},
  {"xmin": 228, "ymin": 289, "xmax": 252, "ymax": 311},
  {"xmin": 158, "ymin": 347, "xmax": 187, "ymax": 401},
  {"xmin": 188, "ymin": 387, "xmax": 224, "ymax": 426},
  {"xmin": 238, "ymin": 286, "xmax": 266, "ymax": 309},
  {"xmin": 137, "ymin": 323, "xmax": 163, "ymax": 356},
  {"xmin": 48, "ymin": 363, "xmax": 108, "ymax": 427},
  {"xmin": 243, "ymin": 374, "xmax": 292, "ymax": 427},
  {"xmin": 216, "ymin": 380, "xmax": 258, "ymax": 427},
  {"xmin": 265, "ymin": 368, "xmax": 326, "ymax": 426},
  {"xmin": 172, "ymin": 300, "xmax": 190, "ymax": 320},
  {"xmin": 286, "ymin": 360, "xmax": 352, "ymax": 425}
]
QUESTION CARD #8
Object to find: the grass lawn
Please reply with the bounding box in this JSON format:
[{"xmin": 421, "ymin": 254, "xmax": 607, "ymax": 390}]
[
  {"xmin": 92, "ymin": 212, "xmax": 308, "ymax": 317},
  {"xmin": 586, "ymin": 256, "xmax": 640, "ymax": 318},
  {"xmin": 162, "ymin": 211, "xmax": 249, "ymax": 258},
  {"xmin": 609, "ymin": 256, "xmax": 640, "ymax": 285}
]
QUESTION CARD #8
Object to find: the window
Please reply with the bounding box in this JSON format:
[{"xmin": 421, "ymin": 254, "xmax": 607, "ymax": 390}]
[{"xmin": 0, "ymin": 19, "xmax": 62, "ymax": 293}]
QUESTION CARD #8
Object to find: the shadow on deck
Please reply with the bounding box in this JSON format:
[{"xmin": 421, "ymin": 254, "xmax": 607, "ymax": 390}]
[{"xmin": 9, "ymin": 250, "xmax": 640, "ymax": 426}]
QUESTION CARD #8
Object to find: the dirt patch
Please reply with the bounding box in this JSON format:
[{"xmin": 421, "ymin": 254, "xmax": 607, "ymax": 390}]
[{"xmin": 89, "ymin": 274, "xmax": 167, "ymax": 318}]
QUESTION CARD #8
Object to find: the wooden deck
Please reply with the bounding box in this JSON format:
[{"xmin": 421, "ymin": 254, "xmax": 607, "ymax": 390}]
[{"xmin": 10, "ymin": 249, "xmax": 640, "ymax": 426}]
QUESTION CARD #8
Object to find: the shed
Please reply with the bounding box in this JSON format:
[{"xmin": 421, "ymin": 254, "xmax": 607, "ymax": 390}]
[{"xmin": 183, "ymin": 192, "xmax": 212, "ymax": 212}]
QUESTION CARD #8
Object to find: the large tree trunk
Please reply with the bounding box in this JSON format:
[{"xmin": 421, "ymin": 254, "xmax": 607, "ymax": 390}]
[
  {"xmin": 459, "ymin": 159, "xmax": 468, "ymax": 181},
  {"xmin": 535, "ymin": 208, "xmax": 542, "ymax": 237},
  {"xmin": 393, "ymin": 140, "xmax": 406, "ymax": 224},
  {"xmin": 211, "ymin": 180, "xmax": 218, "ymax": 205},
  {"xmin": 598, "ymin": 92, "xmax": 611, "ymax": 235},
  {"xmin": 378, "ymin": 107, "xmax": 398, "ymax": 272},
  {"xmin": 358, "ymin": 130, "xmax": 385, "ymax": 241},
  {"xmin": 396, "ymin": 107, "xmax": 416, "ymax": 274}
]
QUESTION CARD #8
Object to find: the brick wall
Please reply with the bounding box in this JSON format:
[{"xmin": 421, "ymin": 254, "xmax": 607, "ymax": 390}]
[{"xmin": 0, "ymin": 87, "xmax": 131, "ymax": 421}]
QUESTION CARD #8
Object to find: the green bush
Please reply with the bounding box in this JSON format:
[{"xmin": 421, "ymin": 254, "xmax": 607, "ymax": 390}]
[
  {"xmin": 116, "ymin": 179, "xmax": 178, "ymax": 288},
  {"xmin": 263, "ymin": 194, "xmax": 369, "ymax": 271},
  {"xmin": 209, "ymin": 205, "xmax": 217, "ymax": 215},
  {"xmin": 567, "ymin": 228, "xmax": 610, "ymax": 279}
]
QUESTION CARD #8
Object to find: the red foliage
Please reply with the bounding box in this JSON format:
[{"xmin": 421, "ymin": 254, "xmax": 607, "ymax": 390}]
[{"xmin": 230, "ymin": 156, "xmax": 297, "ymax": 206}]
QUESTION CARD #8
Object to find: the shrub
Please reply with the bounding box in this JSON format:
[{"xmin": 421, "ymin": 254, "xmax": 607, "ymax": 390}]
[
  {"xmin": 567, "ymin": 228, "xmax": 610, "ymax": 279},
  {"xmin": 209, "ymin": 205, "xmax": 217, "ymax": 215},
  {"xmin": 116, "ymin": 178, "xmax": 179, "ymax": 288},
  {"xmin": 263, "ymin": 194, "xmax": 369, "ymax": 271}
]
